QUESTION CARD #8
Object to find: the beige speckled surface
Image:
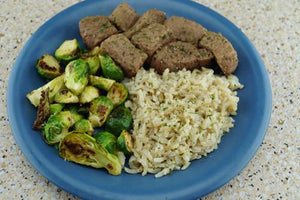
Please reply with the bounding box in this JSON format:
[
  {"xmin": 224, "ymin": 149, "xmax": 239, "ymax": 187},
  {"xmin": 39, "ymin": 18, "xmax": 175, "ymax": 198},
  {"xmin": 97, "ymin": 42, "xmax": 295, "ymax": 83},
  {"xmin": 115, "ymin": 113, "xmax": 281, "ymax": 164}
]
[{"xmin": 0, "ymin": 0, "xmax": 299, "ymax": 199}]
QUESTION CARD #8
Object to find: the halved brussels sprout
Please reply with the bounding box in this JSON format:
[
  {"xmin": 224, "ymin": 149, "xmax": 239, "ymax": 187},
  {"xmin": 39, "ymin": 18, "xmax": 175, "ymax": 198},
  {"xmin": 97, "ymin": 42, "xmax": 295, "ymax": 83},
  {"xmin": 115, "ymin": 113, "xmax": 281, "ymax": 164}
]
[
  {"xmin": 104, "ymin": 105, "xmax": 133, "ymax": 136},
  {"xmin": 117, "ymin": 130, "xmax": 133, "ymax": 155},
  {"xmin": 32, "ymin": 89, "xmax": 50, "ymax": 130},
  {"xmin": 55, "ymin": 39, "xmax": 81, "ymax": 63},
  {"xmin": 49, "ymin": 103, "xmax": 65, "ymax": 115},
  {"xmin": 64, "ymin": 59, "xmax": 89, "ymax": 95},
  {"xmin": 79, "ymin": 86, "xmax": 100, "ymax": 104},
  {"xmin": 81, "ymin": 55, "xmax": 100, "ymax": 75},
  {"xmin": 107, "ymin": 82, "xmax": 128, "ymax": 106},
  {"xmin": 89, "ymin": 75, "xmax": 115, "ymax": 91},
  {"xmin": 88, "ymin": 96, "xmax": 114, "ymax": 128},
  {"xmin": 74, "ymin": 119, "xmax": 94, "ymax": 135},
  {"xmin": 59, "ymin": 132, "xmax": 122, "ymax": 175},
  {"xmin": 54, "ymin": 89, "xmax": 79, "ymax": 104},
  {"xmin": 27, "ymin": 74, "xmax": 65, "ymax": 107},
  {"xmin": 99, "ymin": 54, "xmax": 124, "ymax": 81},
  {"xmin": 36, "ymin": 54, "xmax": 61, "ymax": 80},
  {"xmin": 94, "ymin": 131, "xmax": 117, "ymax": 154}
]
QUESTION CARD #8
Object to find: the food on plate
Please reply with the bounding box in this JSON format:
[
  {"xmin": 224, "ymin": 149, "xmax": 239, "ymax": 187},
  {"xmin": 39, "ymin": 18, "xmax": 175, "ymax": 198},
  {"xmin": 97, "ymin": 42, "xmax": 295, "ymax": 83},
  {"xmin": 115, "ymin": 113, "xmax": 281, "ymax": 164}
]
[
  {"xmin": 164, "ymin": 16, "xmax": 207, "ymax": 46},
  {"xmin": 59, "ymin": 132, "xmax": 122, "ymax": 175},
  {"xmin": 151, "ymin": 41, "xmax": 201, "ymax": 74},
  {"xmin": 123, "ymin": 68, "xmax": 243, "ymax": 177},
  {"xmin": 101, "ymin": 34, "xmax": 148, "ymax": 77},
  {"xmin": 26, "ymin": 2, "xmax": 243, "ymax": 177},
  {"xmin": 79, "ymin": 16, "xmax": 118, "ymax": 49},
  {"xmin": 124, "ymin": 9, "xmax": 166, "ymax": 38},
  {"xmin": 109, "ymin": 2, "xmax": 139, "ymax": 32},
  {"xmin": 199, "ymin": 31, "xmax": 238, "ymax": 75}
]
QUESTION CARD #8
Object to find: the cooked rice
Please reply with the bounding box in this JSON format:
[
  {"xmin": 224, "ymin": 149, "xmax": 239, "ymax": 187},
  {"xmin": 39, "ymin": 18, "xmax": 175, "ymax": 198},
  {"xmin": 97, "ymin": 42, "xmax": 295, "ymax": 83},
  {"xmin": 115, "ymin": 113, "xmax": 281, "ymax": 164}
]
[{"xmin": 123, "ymin": 67, "xmax": 243, "ymax": 177}]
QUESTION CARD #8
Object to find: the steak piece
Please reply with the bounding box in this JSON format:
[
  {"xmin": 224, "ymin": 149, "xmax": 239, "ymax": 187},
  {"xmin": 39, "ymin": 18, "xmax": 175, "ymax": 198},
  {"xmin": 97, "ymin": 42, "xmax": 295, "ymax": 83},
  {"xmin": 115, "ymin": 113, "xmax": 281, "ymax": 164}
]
[
  {"xmin": 131, "ymin": 23, "xmax": 173, "ymax": 57},
  {"xmin": 164, "ymin": 16, "xmax": 207, "ymax": 46},
  {"xmin": 108, "ymin": 2, "xmax": 139, "ymax": 32},
  {"xmin": 124, "ymin": 9, "xmax": 166, "ymax": 38},
  {"xmin": 198, "ymin": 48, "xmax": 214, "ymax": 67},
  {"xmin": 150, "ymin": 41, "xmax": 200, "ymax": 74},
  {"xmin": 101, "ymin": 34, "xmax": 148, "ymax": 78},
  {"xmin": 79, "ymin": 16, "xmax": 118, "ymax": 49},
  {"xmin": 199, "ymin": 31, "xmax": 238, "ymax": 75}
]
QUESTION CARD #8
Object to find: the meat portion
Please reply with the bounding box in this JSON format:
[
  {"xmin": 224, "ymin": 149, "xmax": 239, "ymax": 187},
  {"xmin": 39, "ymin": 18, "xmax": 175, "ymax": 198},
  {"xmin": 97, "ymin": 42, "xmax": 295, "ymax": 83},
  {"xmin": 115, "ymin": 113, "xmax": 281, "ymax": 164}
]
[
  {"xmin": 108, "ymin": 2, "xmax": 139, "ymax": 32},
  {"xmin": 164, "ymin": 16, "xmax": 207, "ymax": 46},
  {"xmin": 150, "ymin": 41, "xmax": 200, "ymax": 74},
  {"xmin": 101, "ymin": 34, "xmax": 148, "ymax": 78},
  {"xmin": 198, "ymin": 48, "xmax": 214, "ymax": 67},
  {"xmin": 79, "ymin": 16, "xmax": 118, "ymax": 49},
  {"xmin": 124, "ymin": 9, "xmax": 166, "ymax": 38},
  {"xmin": 131, "ymin": 23, "xmax": 173, "ymax": 58},
  {"xmin": 199, "ymin": 31, "xmax": 238, "ymax": 75}
]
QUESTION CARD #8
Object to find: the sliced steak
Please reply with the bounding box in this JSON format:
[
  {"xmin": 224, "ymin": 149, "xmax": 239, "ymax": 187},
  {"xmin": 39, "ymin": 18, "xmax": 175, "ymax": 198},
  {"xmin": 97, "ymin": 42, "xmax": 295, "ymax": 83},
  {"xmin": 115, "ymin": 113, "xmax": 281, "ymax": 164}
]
[
  {"xmin": 108, "ymin": 2, "xmax": 139, "ymax": 32},
  {"xmin": 124, "ymin": 9, "xmax": 166, "ymax": 39},
  {"xmin": 100, "ymin": 34, "xmax": 148, "ymax": 78},
  {"xmin": 199, "ymin": 31, "xmax": 238, "ymax": 75},
  {"xmin": 198, "ymin": 48, "xmax": 214, "ymax": 67},
  {"xmin": 79, "ymin": 16, "xmax": 118, "ymax": 49},
  {"xmin": 164, "ymin": 16, "xmax": 207, "ymax": 46},
  {"xmin": 150, "ymin": 41, "xmax": 200, "ymax": 74},
  {"xmin": 131, "ymin": 23, "xmax": 173, "ymax": 58}
]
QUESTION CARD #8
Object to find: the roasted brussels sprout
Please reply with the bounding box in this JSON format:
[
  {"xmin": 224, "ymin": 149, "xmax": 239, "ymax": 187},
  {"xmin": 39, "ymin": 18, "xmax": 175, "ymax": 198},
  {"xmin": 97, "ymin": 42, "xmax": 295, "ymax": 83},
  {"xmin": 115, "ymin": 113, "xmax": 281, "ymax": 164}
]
[
  {"xmin": 89, "ymin": 75, "xmax": 115, "ymax": 91},
  {"xmin": 99, "ymin": 54, "xmax": 124, "ymax": 81},
  {"xmin": 81, "ymin": 55, "xmax": 100, "ymax": 75},
  {"xmin": 54, "ymin": 39, "xmax": 81, "ymax": 63},
  {"xmin": 89, "ymin": 46, "xmax": 102, "ymax": 56},
  {"xmin": 117, "ymin": 130, "xmax": 133, "ymax": 155},
  {"xmin": 66, "ymin": 105, "xmax": 84, "ymax": 123},
  {"xmin": 27, "ymin": 74, "xmax": 65, "ymax": 107},
  {"xmin": 59, "ymin": 132, "xmax": 122, "ymax": 175},
  {"xmin": 36, "ymin": 54, "xmax": 61, "ymax": 80},
  {"xmin": 88, "ymin": 96, "xmax": 114, "ymax": 128},
  {"xmin": 32, "ymin": 89, "xmax": 50, "ymax": 130},
  {"xmin": 105, "ymin": 105, "xmax": 133, "ymax": 136},
  {"xmin": 42, "ymin": 111, "xmax": 75, "ymax": 145},
  {"xmin": 64, "ymin": 59, "xmax": 89, "ymax": 95},
  {"xmin": 94, "ymin": 131, "xmax": 117, "ymax": 154},
  {"xmin": 49, "ymin": 103, "xmax": 65, "ymax": 115},
  {"xmin": 54, "ymin": 89, "xmax": 79, "ymax": 104},
  {"xmin": 74, "ymin": 119, "xmax": 94, "ymax": 135},
  {"xmin": 107, "ymin": 83, "xmax": 128, "ymax": 106},
  {"xmin": 79, "ymin": 86, "xmax": 100, "ymax": 104}
]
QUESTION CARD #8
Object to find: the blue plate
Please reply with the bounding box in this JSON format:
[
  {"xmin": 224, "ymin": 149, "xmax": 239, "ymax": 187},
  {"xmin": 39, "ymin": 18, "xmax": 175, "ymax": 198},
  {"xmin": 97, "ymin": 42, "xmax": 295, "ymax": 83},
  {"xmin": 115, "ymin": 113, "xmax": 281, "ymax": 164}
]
[{"xmin": 7, "ymin": 0, "xmax": 272, "ymax": 199}]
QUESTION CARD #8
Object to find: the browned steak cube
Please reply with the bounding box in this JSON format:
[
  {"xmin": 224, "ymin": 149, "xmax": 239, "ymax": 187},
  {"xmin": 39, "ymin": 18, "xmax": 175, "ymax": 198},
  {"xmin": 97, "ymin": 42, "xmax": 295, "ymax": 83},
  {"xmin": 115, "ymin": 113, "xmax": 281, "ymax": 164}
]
[
  {"xmin": 199, "ymin": 31, "xmax": 238, "ymax": 75},
  {"xmin": 108, "ymin": 2, "xmax": 139, "ymax": 32},
  {"xmin": 101, "ymin": 34, "xmax": 148, "ymax": 78},
  {"xmin": 79, "ymin": 16, "xmax": 118, "ymax": 49},
  {"xmin": 124, "ymin": 9, "xmax": 166, "ymax": 38},
  {"xmin": 150, "ymin": 41, "xmax": 200, "ymax": 74},
  {"xmin": 198, "ymin": 48, "xmax": 214, "ymax": 67},
  {"xmin": 164, "ymin": 16, "xmax": 207, "ymax": 46},
  {"xmin": 131, "ymin": 23, "xmax": 173, "ymax": 57}
]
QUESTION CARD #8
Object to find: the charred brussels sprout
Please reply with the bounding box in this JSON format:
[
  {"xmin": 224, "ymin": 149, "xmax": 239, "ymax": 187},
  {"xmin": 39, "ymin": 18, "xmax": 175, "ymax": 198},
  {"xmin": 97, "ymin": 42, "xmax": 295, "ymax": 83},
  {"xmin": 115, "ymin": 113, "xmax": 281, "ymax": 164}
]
[
  {"xmin": 49, "ymin": 103, "xmax": 65, "ymax": 115},
  {"xmin": 55, "ymin": 39, "xmax": 81, "ymax": 63},
  {"xmin": 27, "ymin": 74, "xmax": 65, "ymax": 107},
  {"xmin": 89, "ymin": 75, "xmax": 115, "ymax": 91},
  {"xmin": 94, "ymin": 131, "xmax": 117, "ymax": 154},
  {"xmin": 32, "ymin": 89, "xmax": 50, "ymax": 130},
  {"xmin": 54, "ymin": 89, "xmax": 79, "ymax": 104},
  {"xmin": 59, "ymin": 132, "xmax": 122, "ymax": 175},
  {"xmin": 42, "ymin": 111, "xmax": 75, "ymax": 145},
  {"xmin": 89, "ymin": 96, "xmax": 114, "ymax": 128},
  {"xmin": 99, "ymin": 54, "xmax": 124, "ymax": 81},
  {"xmin": 117, "ymin": 130, "xmax": 133, "ymax": 155},
  {"xmin": 64, "ymin": 59, "xmax": 89, "ymax": 95},
  {"xmin": 79, "ymin": 86, "xmax": 100, "ymax": 104},
  {"xmin": 74, "ymin": 119, "xmax": 94, "ymax": 135},
  {"xmin": 105, "ymin": 105, "xmax": 133, "ymax": 136},
  {"xmin": 36, "ymin": 54, "xmax": 61, "ymax": 80},
  {"xmin": 107, "ymin": 83, "xmax": 128, "ymax": 106},
  {"xmin": 81, "ymin": 55, "xmax": 100, "ymax": 75}
]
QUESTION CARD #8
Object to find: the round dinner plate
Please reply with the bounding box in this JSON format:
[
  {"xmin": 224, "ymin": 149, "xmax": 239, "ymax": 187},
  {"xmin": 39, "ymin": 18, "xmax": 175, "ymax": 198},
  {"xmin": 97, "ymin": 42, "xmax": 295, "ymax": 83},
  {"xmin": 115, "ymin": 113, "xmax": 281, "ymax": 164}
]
[{"xmin": 7, "ymin": 0, "xmax": 272, "ymax": 199}]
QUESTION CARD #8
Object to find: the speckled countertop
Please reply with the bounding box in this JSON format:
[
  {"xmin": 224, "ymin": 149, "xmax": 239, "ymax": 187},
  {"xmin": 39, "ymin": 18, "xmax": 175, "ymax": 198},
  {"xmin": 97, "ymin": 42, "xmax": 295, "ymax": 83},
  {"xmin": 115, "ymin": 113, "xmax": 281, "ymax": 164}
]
[{"xmin": 0, "ymin": 0, "xmax": 299, "ymax": 199}]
